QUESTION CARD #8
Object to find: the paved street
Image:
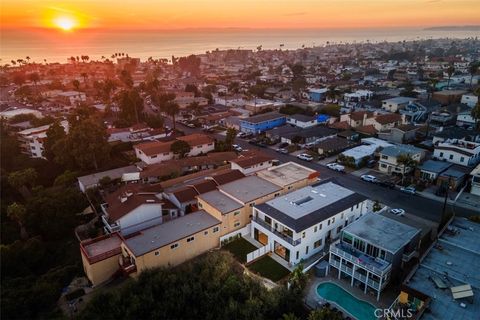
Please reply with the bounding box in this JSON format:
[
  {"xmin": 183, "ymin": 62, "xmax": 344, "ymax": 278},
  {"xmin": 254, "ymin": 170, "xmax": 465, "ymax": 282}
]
[{"xmin": 165, "ymin": 120, "xmax": 480, "ymax": 221}]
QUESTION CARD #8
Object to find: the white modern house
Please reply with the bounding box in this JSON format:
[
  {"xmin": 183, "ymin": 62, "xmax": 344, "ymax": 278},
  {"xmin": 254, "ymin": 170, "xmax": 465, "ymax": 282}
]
[
  {"xmin": 433, "ymin": 139, "xmax": 480, "ymax": 167},
  {"xmin": 251, "ymin": 179, "xmax": 370, "ymax": 267}
]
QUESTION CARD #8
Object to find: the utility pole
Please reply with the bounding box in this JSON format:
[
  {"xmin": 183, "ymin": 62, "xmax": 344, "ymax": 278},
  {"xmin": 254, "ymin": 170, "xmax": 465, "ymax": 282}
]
[{"xmin": 441, "ymin": 176, "xmax": 453, "ymax": 226}]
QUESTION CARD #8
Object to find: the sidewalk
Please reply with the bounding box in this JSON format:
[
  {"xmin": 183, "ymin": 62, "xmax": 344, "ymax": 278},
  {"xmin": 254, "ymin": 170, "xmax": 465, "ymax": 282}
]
[{"xmin": 417, "ymin": 188, "xmax": 480, "ymax": 213}]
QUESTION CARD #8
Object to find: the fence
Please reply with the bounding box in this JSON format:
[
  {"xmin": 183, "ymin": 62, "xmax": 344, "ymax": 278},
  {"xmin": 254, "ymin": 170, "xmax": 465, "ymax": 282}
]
[
  {"xmin": 220, "ymin": 224, "xmax": 251, "ymax": 244},
  {"xmin": 246, "ymin": 243, "xmax": 271, "ymax": 264}
]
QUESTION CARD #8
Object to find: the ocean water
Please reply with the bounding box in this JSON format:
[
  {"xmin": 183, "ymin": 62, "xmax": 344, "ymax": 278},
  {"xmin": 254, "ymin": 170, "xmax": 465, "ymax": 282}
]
[{"xmin": 1, "ymin": 27, "xmax": 479, "ymax": 64}]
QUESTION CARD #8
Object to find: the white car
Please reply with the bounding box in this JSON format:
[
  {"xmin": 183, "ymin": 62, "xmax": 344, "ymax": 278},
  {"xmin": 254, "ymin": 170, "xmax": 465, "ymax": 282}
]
[
  {"xmin": 361, "ymin": 174, "xmax": 377, "ymax": 183},
  {"xmin": 297, "ymin": 153, "xmax": 313, "ymax": 161},
  {"xmin": 326, "ymin": 163, "xmax": 345, "ymax": 172},
  {"xmin": 232, "ymin": 144, "xmax": 243, "ymax": 152},
  {"xmin": 390, "ymin": 208, "xmax": 405, "ymax": 216}
]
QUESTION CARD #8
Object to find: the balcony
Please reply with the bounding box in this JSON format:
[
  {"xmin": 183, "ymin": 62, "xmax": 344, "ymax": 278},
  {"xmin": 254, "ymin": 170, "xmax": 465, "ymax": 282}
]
[
  {"xmin": 253, "ymin": 216, "xmax": 301, "ymax": 246},
  {"xmin": 330, "ymin": 240, "xmax": 391, "ymax": 276},
  {"xmin": 102, "ymin": 215, "xmax": 120, "ymax": 233},
  {"xmin": 402, "ymin": 249, "xmax": 419, "ymax": 262},
  {"xmin": 119, "ymin": 256, "xmax": 137, "ymax": 275}
]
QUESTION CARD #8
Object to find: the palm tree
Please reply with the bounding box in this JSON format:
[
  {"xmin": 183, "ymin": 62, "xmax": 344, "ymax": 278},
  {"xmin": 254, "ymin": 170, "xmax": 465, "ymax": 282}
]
[
  {"xmin": 81, "ymin": 72, "xmax": 89, "ymax": 87},
  {"xmin": 163, "ymin": 101, "xmax": 179, "ymax": 130},
  {"xmin": 468, "ymin": 62, "xmax": 479, "ymax": 88},
  {"xmin": 446, "ymin": 65, "xmax": 455, "ymax": 88}
]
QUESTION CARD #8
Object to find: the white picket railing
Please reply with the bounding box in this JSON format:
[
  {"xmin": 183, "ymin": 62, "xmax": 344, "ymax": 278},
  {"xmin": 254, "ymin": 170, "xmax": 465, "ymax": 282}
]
[{"xmin": 246, "ymin": 244, "xmax": 271, "ymax": 263}]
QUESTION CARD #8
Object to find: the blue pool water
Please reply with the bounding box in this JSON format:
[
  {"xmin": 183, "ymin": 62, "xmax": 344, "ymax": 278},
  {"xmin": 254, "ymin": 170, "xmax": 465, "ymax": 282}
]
[{"xmin": 316, "ymin": 282, "xmax": 377, "ymax": 320}]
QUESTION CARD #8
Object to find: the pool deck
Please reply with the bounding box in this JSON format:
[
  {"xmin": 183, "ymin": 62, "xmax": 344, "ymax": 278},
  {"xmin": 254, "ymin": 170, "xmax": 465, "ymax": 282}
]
[{"xmin": 305, "ymin": 275, "xmax": 396, "ymax": 316}]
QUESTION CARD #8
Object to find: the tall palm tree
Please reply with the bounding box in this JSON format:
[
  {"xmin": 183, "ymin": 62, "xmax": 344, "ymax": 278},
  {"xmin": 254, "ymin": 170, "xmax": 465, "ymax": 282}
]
[
  {"xmin": 163, "ymin": 101, "xmax": 179, "ymax": 131},
  {"xmin": 446, "ymin": 65, "xmax": 455, "ymax": 88},
  {"xmin": 428, "ymin": 78, "xmax": 438, "ymax": 101},
  {"xmin": 397, "ymin": 154, "xmax": 418, "ymax": 185}
]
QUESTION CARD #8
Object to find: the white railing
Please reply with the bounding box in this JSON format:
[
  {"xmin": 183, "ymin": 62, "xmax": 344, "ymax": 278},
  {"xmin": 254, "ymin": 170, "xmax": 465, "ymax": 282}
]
[
  {"xmin": 246, "ymin": 244, "xmax": 271, "ymax": 263},
  {"xmin": 330, "ymin": 242, "xmax": 391, "ymax": 276}
]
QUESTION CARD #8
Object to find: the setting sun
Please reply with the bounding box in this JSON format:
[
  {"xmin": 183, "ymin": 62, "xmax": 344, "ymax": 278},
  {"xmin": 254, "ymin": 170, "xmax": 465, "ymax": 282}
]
[{"xmin": 53, "ymin": 16, "xmax": 77, "ymax": 31}]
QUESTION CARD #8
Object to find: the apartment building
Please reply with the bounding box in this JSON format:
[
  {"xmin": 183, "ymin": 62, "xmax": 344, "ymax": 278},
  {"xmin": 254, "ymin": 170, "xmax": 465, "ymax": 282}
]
[
  {"xmin": 378, "ymin": 144, "xmax": 425, "ymax": 175},
  {"xmin": 251, "ymin": 179, "xmax": 370, "ymax": 267},
  {"xmin": 470, "ymin": 164, "xmax": 480, "ymax": 196},
  {"xmin": 239, "ymin": 112, "xmax": 286, "ymax": 134},
  {"xmin": 329, "ymin": 213, "xmax": 421, "ymax": 300},
  {"xmin": 17, "ymin": 120, "xmax": 69, "ymax": 159},
  {"xmin": 134, "ymin": 133, "xmax": 215, "ymax": 165}
]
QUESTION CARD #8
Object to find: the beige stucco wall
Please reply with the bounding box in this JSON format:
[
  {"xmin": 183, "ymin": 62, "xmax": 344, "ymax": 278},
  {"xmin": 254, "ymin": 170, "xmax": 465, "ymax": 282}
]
[
  {"xmin": 121, "ymin": 223, "xmax": 221, "ymax": 273},
  {"xmin": 81, "ymin": 251, "xmax": 121, "ymax": 287}
]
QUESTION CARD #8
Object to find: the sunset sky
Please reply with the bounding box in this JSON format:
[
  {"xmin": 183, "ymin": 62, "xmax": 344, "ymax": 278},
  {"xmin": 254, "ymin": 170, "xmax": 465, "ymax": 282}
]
[{"xmin": 1, "ymin": 0, "xmax": 480, "ymax": 31}]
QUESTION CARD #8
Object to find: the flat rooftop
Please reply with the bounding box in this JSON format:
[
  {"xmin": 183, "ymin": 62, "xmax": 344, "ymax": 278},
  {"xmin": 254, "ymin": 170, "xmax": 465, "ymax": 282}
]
[
  {"xmin": 218, "ymin": 176, "xmax": 282, "ymax": 204},
  {"xmin": 256, "ymin": 162, "xmax": 317, "ymax": 187},
  {"xmin": 256, "ymin": 179, "xmax": 367, "ymax": 232},
  {"xmin": 124, "ymin": 210, "xmax": 221, "ymax": 257},
  {"xmin": 343, "ymin": 213, "xmax": 421, "ymax": 254},
  {"xmin": 78, "ymin": 165, "xmax": 139, "ymax": 188},
  {"xmin": 406, "ymin": 218, "xmax": 480, "ymax": 320},
  {"xmin": 197, "ymin": 190, "xmax": 243, "ymax": 214},
  {"xmin": 81, "ymin": 233, "xmax": 122, "ymax": 263}
]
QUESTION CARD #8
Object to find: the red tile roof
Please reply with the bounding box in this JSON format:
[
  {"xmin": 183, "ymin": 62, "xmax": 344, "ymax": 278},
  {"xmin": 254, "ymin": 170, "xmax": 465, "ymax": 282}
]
[
  {"xmin": 375, "ymin": 113, "xmax": 402, "ymax": 125},
  {"xmin": 177, "ymin": 133, "xmax": 214, "ymax": 147}
]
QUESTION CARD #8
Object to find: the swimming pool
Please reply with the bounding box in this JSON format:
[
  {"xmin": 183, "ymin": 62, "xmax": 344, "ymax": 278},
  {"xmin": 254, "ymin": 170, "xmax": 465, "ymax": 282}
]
[{"xmin": 316, "ymin": 282, "xmax": 377, "ymax": 320}]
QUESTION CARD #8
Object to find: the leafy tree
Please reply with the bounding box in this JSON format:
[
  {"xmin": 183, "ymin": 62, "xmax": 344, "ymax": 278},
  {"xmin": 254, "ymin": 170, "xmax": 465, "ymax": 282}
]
[
  {"xmin": 308, "ymin": 307, "xmax": 344, "ymax": 320},
  {"xmin": 54, "ymin": 118, "xmax": 111, "ymax": 170},
  {"xmin": 144, "ymin": 114, "xmax": 164, "ymax": 128},
  {"xmin": 185, "ymin": 84, "xmax": 199, "ymax": 96},
  {"xmin": 53, "ymin": 170, "xmax": 78, "ymax": 187},
  {"xmin": 170, "ymin": 140, "xmax": 191, "ymax": 158},
  {"xmin": 225, "ymin": 127, "xmax": 237, "ymax": 150},
  {"xmin": 8, "ymin": 168, "xmax": 37, "ymax": 198},
  {"xmin": 44, "ymin": 120, "xmax": 66, "ymax": 161},
  {"xmin": 288, "ymin": 263, "xmax": 307, "ymax": 294},
  {"xmin": 72, "ymin": 79, "xmax": 80, "ymax": 91},
  {"xmin": 115, "ymin": 89, "xmax": 144, "ymax": 125},
  {"xmin": 187, "ymin": 101, "xmax": 202, "ymax": 115},
  {"xmin": 397, "ymin": 154, "xmax": 418, "ymax": 184},
  {"xmin": 7, "ymin": 202, "xmax": 28, "ymax": 239},
  {"xmin": 373, "ymin": 200, "xmax": 382, "ymax": 212}
]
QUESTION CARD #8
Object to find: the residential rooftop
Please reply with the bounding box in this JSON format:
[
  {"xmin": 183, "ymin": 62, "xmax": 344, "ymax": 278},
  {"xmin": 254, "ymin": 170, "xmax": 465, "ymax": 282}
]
[
  {"xmin": 218, "ymin": 175, "xmax": 282, "ymax": 204},
  {"xmin": 240, "ymin": 112, "xmax": 285, "ymax": 124},
  {"xmin": 197, "ymin": 190, "xmax": 243, "ymax": 214},
  {"xmin": 418, "ymin": 160, "xmax": 452, "ymax": 173},
  {"xmin": 343, "ymin": 213, "xmax": 421, "ymax": 254},
  {"xmin": 380, "ymin": 144, "xmax": 424, "ymax": 157},
  {"xmin": 256, "ymin": 179, "xmax": 366, "ymax": 232},
  {"xmin": 80, "ymin": 233, "xmax": 122, "ymax": 263},
  {"xmin": 78, "ymin": 165, "xmax": 139, "ymax": 189},
  {"xmin": 123, "ymin": 210, "xmax": 221, "ymax": 257},
  {"xmin": 406, "ymin": 218, "xmax": 480, "ymax": 320},
  {"xmin": 256, "ymin": 161, "xmax": 318, "ymax": 188}
]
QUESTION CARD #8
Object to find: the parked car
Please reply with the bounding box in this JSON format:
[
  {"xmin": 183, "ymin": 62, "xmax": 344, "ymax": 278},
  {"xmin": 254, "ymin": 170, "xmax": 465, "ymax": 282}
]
[
  {"xmin": 237, "ymin": 132, "xmax": 247, "ymax": 138},
  {"xmin": 360, "ymin": 175, "xmax": 377, "ymax": 183},
  {"xmin": 203, "ymin": 128, "xmax": 214, "ymax": 133},
  {"xmin": 297, "ymin": 153, "xmax": 313, "ymax": 161},
  {"xmin": 278, "ymin": 142, "xmax": 289, "ymax": 148},
  {"xmin": 378, "ymin": 181, "xmax": 395, "ymax": 189},
  {"xmin": 276, "ymin": 148, "xmax": 289, "ymax": 154},
  {"xmin": 232, "ymin": 144, "xmax": 243, "ymax": 152},
  {"xmin": 326, "ymin": 163, "xmax": 345, "ymax": 172},
  {"xmin": 390, "ymin": 208, "xmax": 405, "ymax": 216},
  {"xmin": 186, "ymin": 123, "xmax": 196, "ymax": 128},
  {"xmin": 366, "ymin": 160, "xmax": 377, "ymax": 168},
  {"xmin": 256, "ymin": 142, "xmax": 267, "ymax": 148},
  {"xmin": 400, "ymin": 186, "xmax": 416, "ymax": 195}
]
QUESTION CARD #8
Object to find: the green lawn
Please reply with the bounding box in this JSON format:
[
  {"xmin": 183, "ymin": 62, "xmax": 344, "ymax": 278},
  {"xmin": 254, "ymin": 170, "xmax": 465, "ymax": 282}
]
[
  {"xmin": 248, "ymin": 256, "xmax": 291, "ymax": 282},
  {"xmin": 222, "ymin": 237, "xmax": 257, "ymax": 263}
]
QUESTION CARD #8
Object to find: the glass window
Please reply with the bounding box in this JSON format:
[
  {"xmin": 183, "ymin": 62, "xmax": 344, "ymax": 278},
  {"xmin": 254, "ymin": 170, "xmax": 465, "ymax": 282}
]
[
  {"xmin": 187, "ymin": 236, "xmax": 195, "ymax": 242},
  {"xmin": 213, "ymin": 227, "xmax": 219, "ymax": 233},
  {"xmin": 314, "ymin": 239, "xmax": 322, "ymax": 248},
  {"xmin": 170, "ymin": 243, "xmax": 179, "ymax": 249}
]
